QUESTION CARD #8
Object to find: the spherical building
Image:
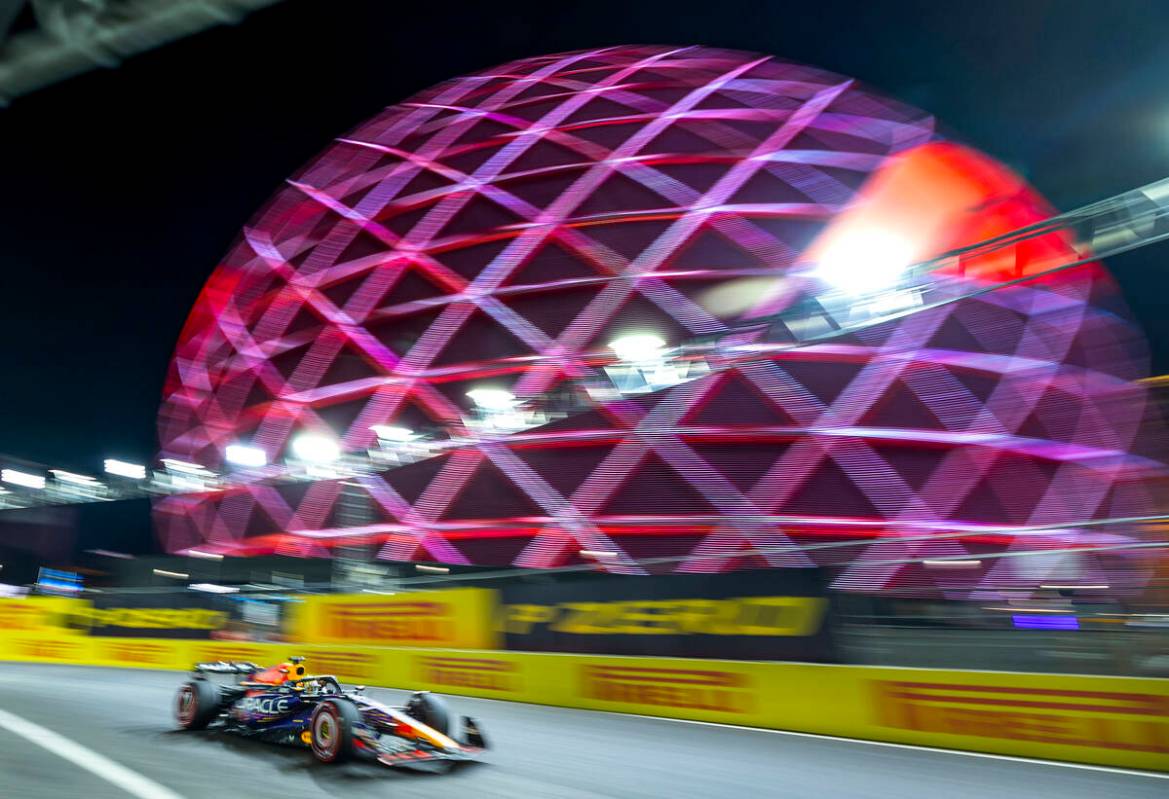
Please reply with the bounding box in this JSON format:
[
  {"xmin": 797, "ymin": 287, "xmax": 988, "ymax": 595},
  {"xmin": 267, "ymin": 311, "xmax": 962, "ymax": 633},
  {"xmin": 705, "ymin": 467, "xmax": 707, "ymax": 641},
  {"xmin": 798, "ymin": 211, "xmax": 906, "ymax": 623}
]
[{"xmin": 157, "ymin": 46, "xmax": 1162, "ymax": 594}]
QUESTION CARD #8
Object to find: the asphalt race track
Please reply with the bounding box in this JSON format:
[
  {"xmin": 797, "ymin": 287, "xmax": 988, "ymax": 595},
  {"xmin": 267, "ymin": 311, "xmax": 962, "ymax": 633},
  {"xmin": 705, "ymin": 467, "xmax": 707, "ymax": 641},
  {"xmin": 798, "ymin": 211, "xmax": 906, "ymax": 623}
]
[{"xmin": 0, "ymin": 664, "xmax": 1164, "ymax": 799}]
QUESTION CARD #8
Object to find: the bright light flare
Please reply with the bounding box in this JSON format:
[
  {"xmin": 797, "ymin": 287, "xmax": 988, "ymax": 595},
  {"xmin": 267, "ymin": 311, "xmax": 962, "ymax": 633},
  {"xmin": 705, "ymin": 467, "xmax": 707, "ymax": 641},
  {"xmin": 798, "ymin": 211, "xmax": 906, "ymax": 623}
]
[
  {"xmin": 371, "ymin": 425, "xmax": 417, "ymax": 443},
  {"xmin": 609, "ymin": 333, "xmax": 666, "ymax": 363},
  {"xmin": 51, "ymin": 470, "xmax": 99, "ymax": 486},
  {"xmin": 162, "ymin": 458, "xmax": 215, "ymax": 476},
  {"xmin": 104, "ymin": 459, "xmax": 147, "ymax": 480},
  {"xmin": 1, "ymin": 469, "xmax": 46, "ymax": 489},
  {"xmin": 290, "ymin": 432, "xmax": 341, "ymax": 463},
  {"xmin": 814, "ymin": 227, "xmax": 914, "ymax": 295},
  {"xmin": 225, "ymin": 443, "xmax": 267, "ymax": 468},
  {"xmin": 189, "ymin": 582, "xmax": 238, "ymax": 594},
  {"xmin": 467, "ymin": 388, "xmax": 517, "ymax": 412}
]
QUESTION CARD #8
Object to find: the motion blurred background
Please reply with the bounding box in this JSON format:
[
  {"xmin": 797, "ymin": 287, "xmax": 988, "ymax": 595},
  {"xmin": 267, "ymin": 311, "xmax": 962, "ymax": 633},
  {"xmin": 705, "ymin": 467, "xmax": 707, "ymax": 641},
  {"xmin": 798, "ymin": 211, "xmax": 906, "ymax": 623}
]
[{"xmin": 0, "ymin": 2, "xmax": 1168, "ymax": 794}]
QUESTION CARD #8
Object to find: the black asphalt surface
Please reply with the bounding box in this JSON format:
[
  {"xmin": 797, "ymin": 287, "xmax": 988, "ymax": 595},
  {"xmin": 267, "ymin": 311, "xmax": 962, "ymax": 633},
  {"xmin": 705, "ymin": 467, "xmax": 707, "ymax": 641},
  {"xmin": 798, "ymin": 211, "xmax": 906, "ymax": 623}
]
[{"xmin": 0, "ymin": 663, "xmax": 1165, "ymax": 798}]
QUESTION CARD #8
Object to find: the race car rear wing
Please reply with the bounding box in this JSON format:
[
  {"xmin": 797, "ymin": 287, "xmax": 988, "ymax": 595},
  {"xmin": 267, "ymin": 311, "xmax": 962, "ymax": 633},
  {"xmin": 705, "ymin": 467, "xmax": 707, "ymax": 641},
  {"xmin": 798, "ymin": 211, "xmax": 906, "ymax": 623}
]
[{"xmin": 192, "ymin": 661, "xmax": 259, "ymax": 675}]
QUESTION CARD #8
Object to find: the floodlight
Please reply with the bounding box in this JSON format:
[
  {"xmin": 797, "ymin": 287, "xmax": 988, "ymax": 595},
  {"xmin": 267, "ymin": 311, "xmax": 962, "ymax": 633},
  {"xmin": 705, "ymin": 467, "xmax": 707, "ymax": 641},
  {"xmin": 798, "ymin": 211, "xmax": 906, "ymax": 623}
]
[
  {"xmin": 2, "ymin": 469, "xmax": 45, "ymax": 489},
  {"xmin": 467, "ymin": 388, "xmax": 516, "ymax": 412},
  {"xmin": 609, "ymin": 333, "xmax": 666, "ymax": 363},
  {"xmin": 103, "ymin": 459, "xmax": 147, "ymax": 480},
  {"xmin": 814, "ymin": 228, "xmax": 914, "ymax": 294},
  {"xmin": 290, "ymin": 432, "xmax": 341, "ymax": 463},
  {"xmin": 225, "ymin": 444, "xmax": 267, "ymax": 468}
]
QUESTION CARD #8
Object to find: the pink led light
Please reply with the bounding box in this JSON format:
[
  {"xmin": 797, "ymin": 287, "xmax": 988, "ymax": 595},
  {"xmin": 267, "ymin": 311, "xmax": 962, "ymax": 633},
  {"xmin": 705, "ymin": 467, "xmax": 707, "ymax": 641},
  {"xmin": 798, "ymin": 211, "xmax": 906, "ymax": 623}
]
[{"xmin": 156, "ymin": 46, "xmax": 1163, "ymax": 596}]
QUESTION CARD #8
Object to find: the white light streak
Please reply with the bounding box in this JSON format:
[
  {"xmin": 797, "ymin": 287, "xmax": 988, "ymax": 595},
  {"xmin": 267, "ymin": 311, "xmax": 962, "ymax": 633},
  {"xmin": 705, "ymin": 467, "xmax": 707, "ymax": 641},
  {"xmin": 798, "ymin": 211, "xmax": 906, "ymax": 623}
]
[
  {"xmin": 467, "ymin": 388, "xmax": 517, "ymax": 412},
  {"xmin": 290, "ymin": 433, "xmax": 341, "ymax": 464},
  {"xmin": 103, "ymin": 459, "xmax": 147, "ymax": 480},
  {"xmin": 609, "ymin": 333, "xmax": 666, "ymax": 363},
  {"xmin": 371, "ymin": 425, "xmax": 417, "ymax": 442},
  {"xmin": 189, "ymin": 583, "xmax": 238, "ymax": 594},
  {"xmin": 225, "ymin": 444, "xmax": 267, "ymax": 468},
  {"xmin": 2, "ymin": 469, "xmax": 45, "ymax": 489},
  {"xmin": 51, "ymin": 470, "xmax": 98, "ymax": 485},
  {"xmin": 815, "ymin": 227, "xmax": 914, "ymax": 294},
  {"xmin": 161, "ymin": 458, "xmax": 215, "ymax": 476}
]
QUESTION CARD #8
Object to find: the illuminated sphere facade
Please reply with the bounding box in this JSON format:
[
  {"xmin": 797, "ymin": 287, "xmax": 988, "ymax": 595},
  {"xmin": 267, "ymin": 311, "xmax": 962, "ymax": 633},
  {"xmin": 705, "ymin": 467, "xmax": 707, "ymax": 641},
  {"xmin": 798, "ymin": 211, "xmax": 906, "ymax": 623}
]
[{"xmin": 158, "ymin": 46, "xmax": 1160, "ymax": 594}]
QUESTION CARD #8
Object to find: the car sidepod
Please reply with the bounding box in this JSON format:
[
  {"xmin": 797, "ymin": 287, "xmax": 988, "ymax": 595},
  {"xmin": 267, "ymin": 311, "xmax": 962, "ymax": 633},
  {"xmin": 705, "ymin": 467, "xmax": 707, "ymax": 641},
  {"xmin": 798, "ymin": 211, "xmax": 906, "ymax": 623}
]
[{"xmin": 227, "ymin": 690, "xmax": 314, "ymax": 745}]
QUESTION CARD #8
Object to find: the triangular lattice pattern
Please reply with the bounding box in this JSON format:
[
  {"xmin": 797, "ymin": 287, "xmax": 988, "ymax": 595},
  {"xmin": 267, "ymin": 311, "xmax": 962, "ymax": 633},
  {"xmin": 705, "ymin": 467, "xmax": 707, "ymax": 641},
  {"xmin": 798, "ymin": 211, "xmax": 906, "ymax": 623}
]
[{"xmin": 156, "ymin": 46, "xmax": 1162, "ymax": 596}]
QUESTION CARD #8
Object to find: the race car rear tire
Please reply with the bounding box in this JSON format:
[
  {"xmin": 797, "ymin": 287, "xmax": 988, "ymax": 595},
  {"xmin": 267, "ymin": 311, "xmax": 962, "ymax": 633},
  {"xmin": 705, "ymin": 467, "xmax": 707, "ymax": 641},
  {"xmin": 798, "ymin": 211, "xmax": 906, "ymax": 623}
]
[
  {"xmin": 310, "ymin": 699, "xmax": 359, "ymax": 764},
  {"xmin": 405, "ymin": 692, "xmax": 450, "ymax": 736},
  {"xmin": 176, "ymin": 680, "xmax": 221, "ymax": 730}
]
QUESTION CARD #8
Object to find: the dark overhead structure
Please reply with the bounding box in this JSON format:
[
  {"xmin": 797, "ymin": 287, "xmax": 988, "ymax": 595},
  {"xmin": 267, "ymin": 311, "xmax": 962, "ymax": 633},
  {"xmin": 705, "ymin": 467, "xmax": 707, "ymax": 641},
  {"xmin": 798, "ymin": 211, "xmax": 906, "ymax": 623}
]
[{"xmin": 0, "ymin": 0, "xmax": 281, "ymax": 106}]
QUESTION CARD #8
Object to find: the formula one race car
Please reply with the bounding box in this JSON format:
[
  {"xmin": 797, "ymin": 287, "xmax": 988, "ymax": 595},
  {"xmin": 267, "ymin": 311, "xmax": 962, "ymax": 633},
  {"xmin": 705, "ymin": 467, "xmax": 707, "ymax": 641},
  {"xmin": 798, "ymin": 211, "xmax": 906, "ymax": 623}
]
[{"xmin": 174, "ymin": 656, "xmax": 487, "ymax": 772}]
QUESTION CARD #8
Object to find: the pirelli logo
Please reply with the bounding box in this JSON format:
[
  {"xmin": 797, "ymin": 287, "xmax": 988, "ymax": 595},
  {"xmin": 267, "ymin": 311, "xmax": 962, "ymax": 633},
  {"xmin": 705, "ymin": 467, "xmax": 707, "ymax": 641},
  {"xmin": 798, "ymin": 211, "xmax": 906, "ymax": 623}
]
[
  {"xmin": 323, "ymin": 602, "xmax": 454, "ymax": 643},
  {"xmin": 0, "ymin": 604, "xmax": 47, "ymax": 631},
  {"xmin": 874, "ymin": 680, "xmax": 1169, "ymax": 754},
  {"xmin": 581, "ymin": 666, "xmax": 752, "ymax": 713},
  {"xmin": 303, "ymin": 650, "xmax": 377, "ymax": 680},
  {"xmin": 102, "ymin": 642, "xmax": 171, "ymax": 665},
  {"xmin": 16, "ymin": 638, "xmax": 84, "ymax": 660},
  {"xmin": 417, "ymin": 656, "xmax": 518, "ymax": 692},
  {"xmin": 503, "ymin": 596, "xmax": 826, "ymax": 637},
  {"xmin": 78, "ymin": 607, "xmax": 227, "ymax": 631}
]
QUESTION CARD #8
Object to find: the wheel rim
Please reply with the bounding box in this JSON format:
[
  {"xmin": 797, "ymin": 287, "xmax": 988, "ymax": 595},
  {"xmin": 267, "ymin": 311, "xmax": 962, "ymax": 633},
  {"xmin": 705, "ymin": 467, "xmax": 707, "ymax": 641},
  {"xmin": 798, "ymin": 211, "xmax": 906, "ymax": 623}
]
[
  {"xmin": 313, "ymin": 710, "xmax": 337, "ymax": 758},
  {"xmin": 177, "ymin": 687, "xmax": 195, "ymax": 726}
]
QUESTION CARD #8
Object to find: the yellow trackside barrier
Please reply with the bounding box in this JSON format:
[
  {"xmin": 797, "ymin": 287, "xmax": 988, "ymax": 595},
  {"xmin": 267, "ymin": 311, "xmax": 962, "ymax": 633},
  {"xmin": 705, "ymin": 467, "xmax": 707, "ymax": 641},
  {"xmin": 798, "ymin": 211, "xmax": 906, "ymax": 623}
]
[
  {"xmin": 1, "ymin": 634, "xmax": 96, "ymax": 663},
  {"xmin": 1, "ymin": 596, "xmax": 1165, "ymax": 771},
  {"xmin": 0, "ymin": 597, "xmax": 88, "ymax": 636},
  {"xmin": 337, "ymin": 650, "xmax": 1169, "ymax": 772},
  {"xmin": 394, "ymin": 649, "xmax": 1169, "ymax": 773},
  {"xmin": 0, "ymin": 596, "xmax": 238, "ymax": 639},
  {"xmin": 0, "ymin": 634, "xmax": 286, "ymax": 672},
  {"xmin": 1, "ymin": 634, "xmax": 1165, "ymax": 772}
]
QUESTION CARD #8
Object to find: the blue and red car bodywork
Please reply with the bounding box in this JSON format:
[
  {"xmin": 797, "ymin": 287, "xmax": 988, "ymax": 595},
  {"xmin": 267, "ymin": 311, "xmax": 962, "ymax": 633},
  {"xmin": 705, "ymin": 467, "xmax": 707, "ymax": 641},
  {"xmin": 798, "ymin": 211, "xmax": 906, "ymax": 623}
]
[{"xmin": 175, "ymin": 657, "xmax": 487, "ymax": 772}]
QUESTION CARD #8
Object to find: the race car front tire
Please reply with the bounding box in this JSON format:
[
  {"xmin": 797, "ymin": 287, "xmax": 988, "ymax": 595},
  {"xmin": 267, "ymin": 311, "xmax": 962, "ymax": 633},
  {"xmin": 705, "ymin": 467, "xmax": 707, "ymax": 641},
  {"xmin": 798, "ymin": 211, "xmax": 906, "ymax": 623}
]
[
  {"xmin": 310, "ymin": 699, "xmax": 360, "ymax": 764},
  {"xmin": 176, "ymin": 680, "xmax": 221, "ymax": 730},
  {"xmin": 405, "ymin": 692, "xmax": 450, "ymax": 736}
]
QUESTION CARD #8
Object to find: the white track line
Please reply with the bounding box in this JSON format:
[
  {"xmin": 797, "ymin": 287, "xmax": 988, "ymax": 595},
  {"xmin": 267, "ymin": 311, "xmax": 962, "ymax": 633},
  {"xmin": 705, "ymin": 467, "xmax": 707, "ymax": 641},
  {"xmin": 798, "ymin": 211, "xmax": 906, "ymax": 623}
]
[
  {"xmin": 0, "ymin": 708, "xmax": 186, "ymax": 799},
  {"xmin": 619, "ymin": 712, "xmax": 1169, "ymax": 781}
]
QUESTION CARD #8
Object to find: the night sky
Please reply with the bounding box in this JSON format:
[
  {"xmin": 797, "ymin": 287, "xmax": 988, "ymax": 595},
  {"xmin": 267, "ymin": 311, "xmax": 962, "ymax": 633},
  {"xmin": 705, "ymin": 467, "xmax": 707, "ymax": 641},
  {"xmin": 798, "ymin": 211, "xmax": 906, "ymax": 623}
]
[{"xmin": 3, "ymin": 0, "xmax": 1169, "ymax": 552}]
